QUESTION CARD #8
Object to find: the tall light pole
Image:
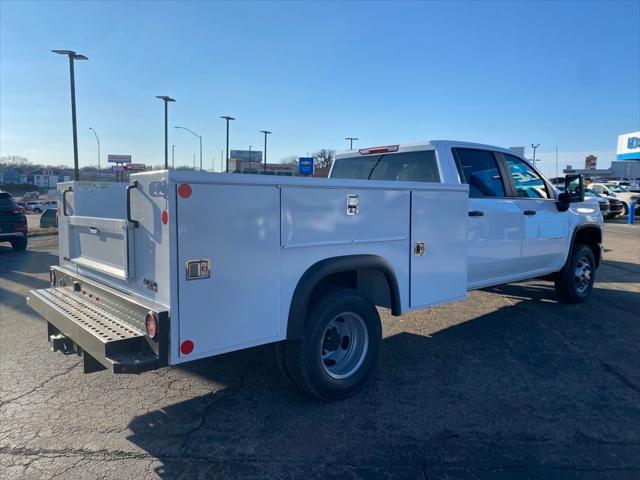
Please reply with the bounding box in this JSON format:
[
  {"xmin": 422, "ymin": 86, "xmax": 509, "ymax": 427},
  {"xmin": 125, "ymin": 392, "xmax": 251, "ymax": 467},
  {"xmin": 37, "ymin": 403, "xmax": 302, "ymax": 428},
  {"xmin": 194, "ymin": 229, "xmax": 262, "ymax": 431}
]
[
  {"xmin": 89, "ymin": 127, "xmax": 100, "ymax": 179},
  {"xmin": 260, "ymin": 130, "xmax": 271, "ymax": 173},
  {"xmin": 156, "ymin": 96, "xmax": 176, "ymax": 169},
  {"xmin": 345, "ymin": 137, "xmax": 359, "ymax": 150},
  {"xmin": 174, "ymin": 126, "xmax": 202, "ymax": 171},
  {"xmin": 220, "ymin": 115, "xmax": 235, "ymax": 172},
  {"xmin": 172, "ymin": 144, "xmax": 176, "ymax": 169},
  {"xmin": 531, "ymin": 143, "xmax": 540, "ymax": 167},
  {"xmin": 52, "ymin": 50, "xmax": 88, "ymax": 181}
]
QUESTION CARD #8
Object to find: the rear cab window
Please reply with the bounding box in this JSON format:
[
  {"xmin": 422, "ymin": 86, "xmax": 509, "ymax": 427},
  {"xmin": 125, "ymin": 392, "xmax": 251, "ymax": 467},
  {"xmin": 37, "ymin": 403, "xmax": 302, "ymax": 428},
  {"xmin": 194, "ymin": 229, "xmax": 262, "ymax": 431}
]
[{"xmin": 331, "ymin": 150, "xmax": 440, "ymax": 183}]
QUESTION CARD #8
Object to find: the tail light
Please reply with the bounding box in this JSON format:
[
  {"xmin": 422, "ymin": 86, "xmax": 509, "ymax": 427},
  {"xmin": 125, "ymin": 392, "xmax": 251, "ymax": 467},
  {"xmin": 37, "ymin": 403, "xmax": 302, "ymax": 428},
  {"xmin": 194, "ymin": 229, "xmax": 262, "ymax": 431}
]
[
  {"xmin": 145, "ymin": 312, "xmax": 158, "ymax": 339},
  {"xmin": 358, "ymin": 145, "xmax": 399, "ymax": 155}
]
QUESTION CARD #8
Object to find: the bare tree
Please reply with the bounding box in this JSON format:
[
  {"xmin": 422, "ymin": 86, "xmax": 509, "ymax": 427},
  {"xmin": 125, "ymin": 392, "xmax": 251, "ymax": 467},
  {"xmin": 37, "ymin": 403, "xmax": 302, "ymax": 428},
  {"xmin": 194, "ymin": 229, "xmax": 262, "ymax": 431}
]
[
  {"xmin": 313, "ymin": 149, "xmax": 335, "ymax": 170},
  {"xmin": 279, "ymin": 155, "xmax": 299, "ymax": 166},
  {"xmin": 0, "ymin": 155, "xmax": 31, "ymax": 170}
]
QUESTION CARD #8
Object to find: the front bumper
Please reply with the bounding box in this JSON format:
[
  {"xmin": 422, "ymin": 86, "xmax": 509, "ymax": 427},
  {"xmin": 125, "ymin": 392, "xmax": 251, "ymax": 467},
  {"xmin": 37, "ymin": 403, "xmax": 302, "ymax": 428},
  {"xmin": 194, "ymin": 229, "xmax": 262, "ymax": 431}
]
[{"xmin": 27, "ymin": 267, "xmax": 169, "ymax": 374}]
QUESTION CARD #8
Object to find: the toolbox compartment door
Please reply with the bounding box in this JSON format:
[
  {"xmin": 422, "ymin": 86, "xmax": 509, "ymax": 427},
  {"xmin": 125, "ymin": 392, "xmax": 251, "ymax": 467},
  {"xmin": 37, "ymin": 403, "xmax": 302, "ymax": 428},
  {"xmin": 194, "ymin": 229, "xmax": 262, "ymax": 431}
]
[
  {"xmin": 410, "ymin": 188, "xmax": 467, "ymax": 308},
  {"xmin": 175, "ymin": 183, "xmax": 281, "ymax": 359}
]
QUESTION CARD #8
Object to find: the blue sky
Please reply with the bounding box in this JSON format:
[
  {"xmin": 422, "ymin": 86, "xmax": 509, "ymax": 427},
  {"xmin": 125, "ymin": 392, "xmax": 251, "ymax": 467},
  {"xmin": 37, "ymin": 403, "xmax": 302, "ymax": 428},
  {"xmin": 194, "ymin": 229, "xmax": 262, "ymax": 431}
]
[{"xmin": 1, "ymin": 0, "xmax": 638, "ymax": 176}]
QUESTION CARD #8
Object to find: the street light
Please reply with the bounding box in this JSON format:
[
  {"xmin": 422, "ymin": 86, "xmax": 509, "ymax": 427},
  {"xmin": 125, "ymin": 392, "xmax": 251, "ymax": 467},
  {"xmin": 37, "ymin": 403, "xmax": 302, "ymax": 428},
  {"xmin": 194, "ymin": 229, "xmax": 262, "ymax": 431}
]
[
  {"xmin": 156, "ymin": 96, "xmax": 176, "ymax": 169},
  {"xmin": 89, "ymin": 127, "xmax": 100, "ymax": 179},
  {"xmin": 531, "ymin": 143, "xmax": 541, "ymax": 167},
  {"xmin": 345, "ymin": 137, "xmax": 359, "ymax": 150},
  {"xmin": 174, "ymin": 126, "xmax": 202, "ymax": 171},
  {"xmin": 260, "ymin": 130, "xmax": 271, "ymax": 173},
  {"xmin": 172, "ymin": 144, "xmax": 176, "ymax": 169},
  {"xmin": 220, "ymin": 115, "xmax": 235, "ymax": 172},
  {"xmin": 52, "ymin": 50, "xmax": 88, "ymax": 181}
]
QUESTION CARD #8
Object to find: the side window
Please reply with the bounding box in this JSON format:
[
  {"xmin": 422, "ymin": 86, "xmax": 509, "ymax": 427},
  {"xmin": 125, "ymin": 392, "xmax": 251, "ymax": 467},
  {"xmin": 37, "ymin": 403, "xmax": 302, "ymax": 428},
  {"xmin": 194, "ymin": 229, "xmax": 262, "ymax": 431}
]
[
  {"xmin": 504, "ymin": 155, "xmax": 550, "ymax": 199},
  {"xmin": 453, "ymin": 148, "xmax": 506, "ymax": 197}
]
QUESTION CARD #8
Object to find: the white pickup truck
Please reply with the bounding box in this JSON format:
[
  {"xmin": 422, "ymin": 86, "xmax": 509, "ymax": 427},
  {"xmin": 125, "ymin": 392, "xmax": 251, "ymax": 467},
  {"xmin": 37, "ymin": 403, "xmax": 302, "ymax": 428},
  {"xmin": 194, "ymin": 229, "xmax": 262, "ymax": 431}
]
[{"xmin": 27, "ymin": 141, "xmax": 603, "ymax": 400}]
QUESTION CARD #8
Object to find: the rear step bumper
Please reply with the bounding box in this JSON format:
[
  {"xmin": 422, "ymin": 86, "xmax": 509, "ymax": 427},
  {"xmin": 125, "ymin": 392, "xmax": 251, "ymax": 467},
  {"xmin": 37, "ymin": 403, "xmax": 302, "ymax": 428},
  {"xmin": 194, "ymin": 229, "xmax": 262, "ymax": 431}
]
[{"xmin": 27, "ymin": 267, "xmax": 169, "ymax": 374}]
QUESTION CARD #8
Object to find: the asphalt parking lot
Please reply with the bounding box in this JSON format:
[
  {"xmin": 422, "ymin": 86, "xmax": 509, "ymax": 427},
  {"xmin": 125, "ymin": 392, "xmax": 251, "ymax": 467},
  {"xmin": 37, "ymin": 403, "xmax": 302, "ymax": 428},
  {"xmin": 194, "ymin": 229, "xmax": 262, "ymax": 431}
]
[{"xmin": 1, "ymin": 224, "xmax": 639, "ymax": 479}]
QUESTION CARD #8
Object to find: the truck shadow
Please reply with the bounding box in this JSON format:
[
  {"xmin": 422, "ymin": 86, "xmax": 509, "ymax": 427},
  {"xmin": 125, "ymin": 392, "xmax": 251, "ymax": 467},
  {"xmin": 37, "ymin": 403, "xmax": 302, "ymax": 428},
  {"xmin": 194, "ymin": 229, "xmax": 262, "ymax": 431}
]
[{"xmin": 126, "ymin": 282, "xmax": 640, "ymax": 478}]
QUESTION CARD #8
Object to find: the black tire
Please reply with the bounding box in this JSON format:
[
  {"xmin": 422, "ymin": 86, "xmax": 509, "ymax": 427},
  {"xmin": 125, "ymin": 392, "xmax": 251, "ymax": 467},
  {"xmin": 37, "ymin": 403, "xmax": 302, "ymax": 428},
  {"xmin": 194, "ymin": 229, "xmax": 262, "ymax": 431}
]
[
  {"xmin": 33, "ymin": 208, "xmax": 41, "ymax": 213},
  {"xmin": 11, "ymin": 237, "xmax": 27, "ymax": 251},
  {"xmin": 285, "ymin": 288, "xmax": 382, "ymax": 401},
  {"xmin": 554, "ymin": 244, "xmax": 595, "ymax": 304},
  {"xmin": 262, "ymin": 341, "xmax": 295, "ymax": 386}
]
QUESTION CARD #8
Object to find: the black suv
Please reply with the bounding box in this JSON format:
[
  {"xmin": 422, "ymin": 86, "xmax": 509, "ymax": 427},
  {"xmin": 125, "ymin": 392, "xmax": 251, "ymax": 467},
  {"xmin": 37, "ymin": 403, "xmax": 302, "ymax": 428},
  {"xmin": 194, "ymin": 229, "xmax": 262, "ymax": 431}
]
[{"xmin": 0, "ymin": 191, "xmax": 28, "ymax": 251}]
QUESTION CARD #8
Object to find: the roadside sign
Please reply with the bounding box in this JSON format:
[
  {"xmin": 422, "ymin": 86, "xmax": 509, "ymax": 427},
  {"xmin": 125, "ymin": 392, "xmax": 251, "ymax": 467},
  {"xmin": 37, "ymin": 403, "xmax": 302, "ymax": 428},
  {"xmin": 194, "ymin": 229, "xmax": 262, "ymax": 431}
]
[
  {"xmin": 112, "ymin": 165, "xmax": 125, "ymax": 172},
  {"xmin": 230, "ymin": 150, "xmax": 263, "ymax": 162},
  {"xmin": 125, "ymin": 163, "xmax": 146, "ymax": 171},
  {"xmin": 108, "ymin": 154, "xmax": 132, "ymax": 163},
  {"xmin": 299, "ymin": 157, "xmax": 314, "ymax": 175}
]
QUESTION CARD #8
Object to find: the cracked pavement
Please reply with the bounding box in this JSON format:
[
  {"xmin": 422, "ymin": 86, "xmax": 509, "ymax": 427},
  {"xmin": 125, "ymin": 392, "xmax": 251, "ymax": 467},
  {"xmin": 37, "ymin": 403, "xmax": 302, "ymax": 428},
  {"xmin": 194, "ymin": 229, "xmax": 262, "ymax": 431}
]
[{"xmin": 1, "ymin": 223, "xmax": 639, "ymax": 479}]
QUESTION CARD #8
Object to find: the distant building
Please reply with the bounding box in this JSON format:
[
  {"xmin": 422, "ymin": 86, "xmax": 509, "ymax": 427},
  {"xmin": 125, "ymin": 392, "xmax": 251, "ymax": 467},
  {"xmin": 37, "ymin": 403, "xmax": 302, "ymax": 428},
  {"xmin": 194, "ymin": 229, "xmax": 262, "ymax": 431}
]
[
  {"xmin": 617, "ymin": 131, "xmax": 640, "ymax": 161},
  {"xmin": 0, "ymin": 169, "xmax": 26, "ymax": 184}
]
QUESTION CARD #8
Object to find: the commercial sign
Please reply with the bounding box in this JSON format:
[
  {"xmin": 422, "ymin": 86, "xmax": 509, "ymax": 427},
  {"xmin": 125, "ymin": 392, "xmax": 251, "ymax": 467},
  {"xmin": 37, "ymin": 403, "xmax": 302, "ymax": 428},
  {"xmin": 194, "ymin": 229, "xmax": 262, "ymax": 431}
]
[
  {"xmin": 585, "ymin": 155, "xmax": 597, "ymax": 169},
  {"xmin": 108, "ymin": 154, "xmax": 132, "ymax": 164},
  {"xmin": 230, "ymin": 150, "xmax": 263, "ymax": 162},
  {"xmin": 125, "ymin": 163, "xmax": 146, "ymax": 171},
  {"xmin": 616, "ymin": 131, "xmax": 640, "ymax": 160},
  {"xmin": 299, "ymin": 157, "xmax": 314, "ymax": 175}
]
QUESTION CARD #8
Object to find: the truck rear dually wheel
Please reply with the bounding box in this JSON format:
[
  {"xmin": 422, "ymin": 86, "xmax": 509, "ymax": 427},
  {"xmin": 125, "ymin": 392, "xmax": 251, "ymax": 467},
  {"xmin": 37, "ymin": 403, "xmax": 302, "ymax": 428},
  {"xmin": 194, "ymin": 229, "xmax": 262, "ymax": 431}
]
[
  {"xmin": 285, "ymin": 288, "xmax": 381, "ymax": 401},
  {"xmin": 554, "ymin": 244, "xmax": 595, "ymax": 304}
]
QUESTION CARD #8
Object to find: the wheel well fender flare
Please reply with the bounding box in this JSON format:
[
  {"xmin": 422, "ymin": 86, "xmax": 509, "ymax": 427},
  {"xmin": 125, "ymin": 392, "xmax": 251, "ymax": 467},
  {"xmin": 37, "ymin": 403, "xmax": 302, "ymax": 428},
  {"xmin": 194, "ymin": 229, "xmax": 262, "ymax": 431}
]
[
  {"xmin": 286, "ymin": 254, "xmax": 401, "ymax": 339},
  {"xmin": 566, "ymin": 224, "xmax": 603, "ymax": 269}
]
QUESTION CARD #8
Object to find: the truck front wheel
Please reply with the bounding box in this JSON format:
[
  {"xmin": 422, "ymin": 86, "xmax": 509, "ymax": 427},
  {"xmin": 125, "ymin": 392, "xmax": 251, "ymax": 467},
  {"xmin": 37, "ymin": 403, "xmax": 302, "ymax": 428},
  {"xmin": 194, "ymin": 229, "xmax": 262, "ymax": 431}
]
[
  {"xmin": 554, "ymin": 244, "xmax": 596, "ymax": 304},
  {"xmin": 286, "ymin": 288, "xmax": 382, "ymax": 401}
]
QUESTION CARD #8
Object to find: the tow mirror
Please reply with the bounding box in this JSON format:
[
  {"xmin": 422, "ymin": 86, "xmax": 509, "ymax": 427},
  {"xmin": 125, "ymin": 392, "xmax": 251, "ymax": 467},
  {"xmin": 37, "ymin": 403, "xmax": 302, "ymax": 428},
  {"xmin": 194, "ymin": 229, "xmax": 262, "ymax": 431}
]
[{"xmin": 557, "ymin": 174, "xmax": 584, "ymax": 211}]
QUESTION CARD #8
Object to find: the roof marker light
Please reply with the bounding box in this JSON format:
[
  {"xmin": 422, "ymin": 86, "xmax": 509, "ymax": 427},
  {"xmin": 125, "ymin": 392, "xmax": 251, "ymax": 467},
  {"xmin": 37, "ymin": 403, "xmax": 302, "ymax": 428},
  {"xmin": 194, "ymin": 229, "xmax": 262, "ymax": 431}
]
[{"xmin": 358, "ymin": 145, "xmax": 399, "ymax": 155}]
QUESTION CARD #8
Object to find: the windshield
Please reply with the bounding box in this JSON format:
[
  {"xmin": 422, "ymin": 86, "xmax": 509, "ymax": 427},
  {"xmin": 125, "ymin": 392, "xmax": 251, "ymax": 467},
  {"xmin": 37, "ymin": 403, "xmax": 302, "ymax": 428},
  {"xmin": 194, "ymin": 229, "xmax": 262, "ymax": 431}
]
[
  {"xmin": 331, "ymin": 150, "xmax": 440, "ymax": 183},
  {"xmin": 608, "ymin": 185, "xmax": 628, "ymax": 193}
]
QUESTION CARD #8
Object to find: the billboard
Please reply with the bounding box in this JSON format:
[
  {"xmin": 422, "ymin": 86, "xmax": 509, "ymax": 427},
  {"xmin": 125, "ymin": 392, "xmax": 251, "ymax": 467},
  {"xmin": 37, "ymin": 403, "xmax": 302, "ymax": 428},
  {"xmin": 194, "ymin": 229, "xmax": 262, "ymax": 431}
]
[
  {"xmin": 230, "ymin": 150, "xmax": 263, "ymax": 162},
  {"xmin": 616, "ymin": 131, "xmax": 640, "ymax": 160},
  {"xmin": 585, "ymin": 155, "xmax": 597, "ymax": 169},
  {"xmin": 108, "ymin": 154, "xmax": 132, "ymax": 163}
]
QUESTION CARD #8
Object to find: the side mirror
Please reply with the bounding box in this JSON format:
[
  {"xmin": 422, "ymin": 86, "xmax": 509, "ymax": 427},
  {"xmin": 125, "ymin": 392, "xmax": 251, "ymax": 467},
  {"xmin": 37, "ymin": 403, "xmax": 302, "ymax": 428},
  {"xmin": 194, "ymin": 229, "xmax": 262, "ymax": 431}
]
[{"xmin": 557, "ymin": 174, "xmax": 584, "ymax": 211}]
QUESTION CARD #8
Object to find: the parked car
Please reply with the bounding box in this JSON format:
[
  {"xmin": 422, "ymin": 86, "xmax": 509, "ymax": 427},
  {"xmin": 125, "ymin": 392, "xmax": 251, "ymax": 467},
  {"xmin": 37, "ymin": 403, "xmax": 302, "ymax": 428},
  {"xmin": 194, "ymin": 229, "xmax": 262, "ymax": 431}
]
[
  {"xmin": 39, "ymin": 208, "xmax": 58, "ymax": 228},
  {"xmin": 24, "ymin": 201, "xmax": 43, "ymax": 212},
  {"xmin": 0, "ymin": 191, "xmax": 28, "ymax": 251},
  {"xmin": 23, "ymin": 191, "xmax": 40, "ymax": 200},
  {"xmin": 588, "ymin": 183, "xmax": 639, "ymax": 215},
  {"xmin": 27, "ymin": 200, "xmax": 57, "ymax": 213},
  {"xmin": 583, "ymin": 188, "xmax": 621, "ymax": 219}
]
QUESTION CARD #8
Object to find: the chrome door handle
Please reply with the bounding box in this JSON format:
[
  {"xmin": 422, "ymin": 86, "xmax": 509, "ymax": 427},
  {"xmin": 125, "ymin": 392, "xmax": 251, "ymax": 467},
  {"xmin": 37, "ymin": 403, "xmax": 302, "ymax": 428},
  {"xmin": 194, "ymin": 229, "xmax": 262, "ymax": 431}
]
[
  {"xmin": 468, "ymin": 210, "xmax": 484, "ymax": 217},
  {"xmin": 523, "ymin": 210, "xmax": 537, "ymax": 216}
]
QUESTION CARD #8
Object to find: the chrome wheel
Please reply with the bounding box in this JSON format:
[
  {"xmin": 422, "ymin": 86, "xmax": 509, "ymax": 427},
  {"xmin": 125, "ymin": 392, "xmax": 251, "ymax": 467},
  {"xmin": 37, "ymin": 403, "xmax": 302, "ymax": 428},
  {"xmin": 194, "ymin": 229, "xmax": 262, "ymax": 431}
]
[
  {"xmin": 321, "ymin": 312, "xmax": 369, "ymax": 379},
  {"xmin": 574, "ymin": 256, "xmax": 592, "ymax": 294}
]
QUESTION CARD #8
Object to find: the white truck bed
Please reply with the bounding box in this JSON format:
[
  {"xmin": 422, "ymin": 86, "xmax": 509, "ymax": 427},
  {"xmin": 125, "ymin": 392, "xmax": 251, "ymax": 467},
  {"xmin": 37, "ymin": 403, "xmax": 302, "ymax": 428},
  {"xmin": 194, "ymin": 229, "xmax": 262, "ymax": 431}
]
[{"xmin": 29, "ymin": 171, "xmax": 468, "ymax": 371}]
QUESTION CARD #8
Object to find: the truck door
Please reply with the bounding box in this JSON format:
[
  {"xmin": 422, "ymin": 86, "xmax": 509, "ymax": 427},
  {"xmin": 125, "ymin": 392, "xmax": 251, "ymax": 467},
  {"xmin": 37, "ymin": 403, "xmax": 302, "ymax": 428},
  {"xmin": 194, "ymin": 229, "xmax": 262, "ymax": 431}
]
[
  {"xmin": 500, "ymin": 154, "xmax": 568, "ymax": 274},
  {"xmin": 452, "ymin": 148, "xmax": 523, "ymax": 288}
]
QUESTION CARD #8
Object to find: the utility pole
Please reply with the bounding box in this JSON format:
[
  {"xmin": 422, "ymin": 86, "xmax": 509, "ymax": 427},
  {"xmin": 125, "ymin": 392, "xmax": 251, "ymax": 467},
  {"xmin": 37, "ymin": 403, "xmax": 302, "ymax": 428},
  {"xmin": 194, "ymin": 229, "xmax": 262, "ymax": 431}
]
[
  {"xmin": 52, "ymin": 50, "xmax": 88, "ymax": 181},
  {"xmin": 89, "ymin": 127, "xmax": 100, "ymax": 179},
  {"xmin": 220, "ymin": 116, "xmax": 235, "ymax": 172},
  {"xmin": 172, "ymin": 144, "xmax": 176, "ymax": 169},
  {"xmin": 174, "ymin": 126, "xmax": 202, "ymax": 171},
  {"xmin": 156, "ymin": 96, "xmax": 176, "ymax": 169},
  {"xmin": 555, "ymin": 145, "xmax": 559, "ymax": 180},
  {"xmin": 531, "ymin": 143, "xmax": 540, "ymax": 167},
  {"xmin": 260, "ymin": 130, "xmax": 271, "ymax": 174},
  {"xmin": 345, "ymin": 137, "xmax": 359, "ymax": 150}
]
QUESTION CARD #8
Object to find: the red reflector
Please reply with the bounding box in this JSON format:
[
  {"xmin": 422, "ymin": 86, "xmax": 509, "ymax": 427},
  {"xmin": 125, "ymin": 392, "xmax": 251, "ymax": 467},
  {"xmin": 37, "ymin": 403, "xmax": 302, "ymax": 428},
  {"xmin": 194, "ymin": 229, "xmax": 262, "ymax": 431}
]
[
  {"xmin": 358, "ymin": 145, "xmax": 400, "ymax": 155},
  {"xmin": 145, "ymin": 313, "xmax": 158, "ymax": 338},
  {"xmin": 178, "ymin": 183, "xmax": 192, "ymax": 199},
  {"xmin": 180, "ymin": 340, "xmax": 194, "ymax": 355},
  {"xmin": 161, "ymin": 210, "xmax": 168, "ymax": 225}
]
